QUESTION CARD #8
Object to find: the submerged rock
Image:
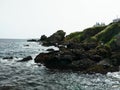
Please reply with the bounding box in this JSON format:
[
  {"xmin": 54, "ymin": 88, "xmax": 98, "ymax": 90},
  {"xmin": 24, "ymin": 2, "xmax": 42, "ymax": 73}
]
[
  {"xmin": 18, "ymin": 56, "xmax": 32, "ymax": 62},
  {"xmin": 46, "ymin": 48, "xmax": 55, "ymax": 52},
  {"xmin": 0, "ymin": 86, "xmax": 15, "ymax": 90},
  {"xmin": 24, "ymin": 44, "xmax": 29, "ymax": 47},
  {"xmin": 3, "ymin": 56, "xmax": 13, "ymax": 59},
  {"xmin": 27, "ymin": 39, "xmax": 38, "ymax": 42}
]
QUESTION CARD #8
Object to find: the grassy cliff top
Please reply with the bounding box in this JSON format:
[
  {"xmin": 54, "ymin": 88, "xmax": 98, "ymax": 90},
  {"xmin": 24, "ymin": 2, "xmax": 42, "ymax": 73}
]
[{"xmin": 65, "ymin": 22, "xmax": 120, "ymax": 42}]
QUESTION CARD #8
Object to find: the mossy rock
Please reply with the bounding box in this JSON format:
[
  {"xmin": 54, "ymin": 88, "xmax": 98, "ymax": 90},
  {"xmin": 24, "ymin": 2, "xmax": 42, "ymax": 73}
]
[
  {"xmin": 79, "ymin": 26, "xmax": 106, "ymax": 42},
  {"xmin": 93, "ymin": 22, "xmax": 120, "ymax": 44},
  {"xmin": 64, "ymin": 32, "xmax": 83, "ymax": 42},
  {"xmin": 107, "ymin": 33, "xmax": 120, "ymax": 51},
  {"xmin": 64, "ymin": 26, "xmax": 106, "ymax": 43}
]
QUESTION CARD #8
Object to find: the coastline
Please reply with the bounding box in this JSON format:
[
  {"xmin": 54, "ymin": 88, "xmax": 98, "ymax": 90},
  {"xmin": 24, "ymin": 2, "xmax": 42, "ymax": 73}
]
[{"xmin": 34, "ymin": 22, "xmax": 120, "ymax": 74}]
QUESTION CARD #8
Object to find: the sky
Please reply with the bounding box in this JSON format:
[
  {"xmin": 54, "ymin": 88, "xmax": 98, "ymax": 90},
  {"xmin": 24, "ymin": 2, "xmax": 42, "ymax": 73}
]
[{"xmin": 0, "ymin": 0, "xmax": 120, "ymax": 39}]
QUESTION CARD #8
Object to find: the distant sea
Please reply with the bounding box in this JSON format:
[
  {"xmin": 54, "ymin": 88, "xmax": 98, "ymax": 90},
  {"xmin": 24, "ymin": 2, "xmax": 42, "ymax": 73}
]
[{"xmin": 0, "ymin": 39, "xmax": 120, "ymax": 90}]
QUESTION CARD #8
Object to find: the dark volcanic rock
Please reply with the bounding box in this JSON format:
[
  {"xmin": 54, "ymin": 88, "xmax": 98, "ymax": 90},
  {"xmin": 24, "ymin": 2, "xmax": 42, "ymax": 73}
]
[
  {"xmin": 71, "ymin": 59, "xmax": 95, "ymax": 71},
  {"xmin": 35, "ymin": 22, "xmax": 120, "ymax": 74},
  {"xmin": 40, "ymin": 35, "xmax": 47, "ymax": 41},
  {"xmin": 110, "ymin": 52, "xmax": 120, "ymax": 66},
  {"xmin": 34, "ymin": 52, "xmax": 73, "ymax": 69},
  {"xmin": 34, "ymin": 47, "xmax": 97, "ymax": 71},
  {"xmin": 89, "ymin": 55, "xmax": 102, "ymax": 62},
  {"xmin": 46, "ymin": 55, "xmax": 73, "ymax": 69},
  {"xmin": 27, "ymin": 39, "xmax": 38, "ymax": 42},
  {"xmin": 34, "ymin": 53, "xmax": 54, "ymax": 63},
  {"xmin": 34, "ymin": 41, "xmax": 120, "ymax": 74},
  {"xmin": 24, "ymin": 44, "xmax": 29, "ymax": 47},
  {"xmin": 48, "ymin": 30, "xmax": 66, "ymax": 42},
  {"xmin": 85, "ymin": 65, "xmax": 119, "ymax": 74},
  {"xmin": 46, "ymin": 48, "xmax": 55, "ymax": 52},
  {"xmin": 82, "ymin": 43, "xmax": 98, "ymax": 51},
  {"xmin": 66, "ymin": 43, "xmax": 82, "ymax": 49},
  {"xmin": 40, "ymin": 30, "xmax": 66, "ymax": 46},
  {"xmin": 3, "ymin": 56, "xmax": 13, "ymax": 59},
  {"xmin": 18, "ymin": 56, "xmax": 32, "ymax": 62}
]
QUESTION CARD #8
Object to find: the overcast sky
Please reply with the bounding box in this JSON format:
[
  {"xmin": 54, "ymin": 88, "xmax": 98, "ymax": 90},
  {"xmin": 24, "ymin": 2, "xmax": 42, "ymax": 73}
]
[{"xmin": 0, "ymin": 0, "xmax": 120, "ymax": 39}]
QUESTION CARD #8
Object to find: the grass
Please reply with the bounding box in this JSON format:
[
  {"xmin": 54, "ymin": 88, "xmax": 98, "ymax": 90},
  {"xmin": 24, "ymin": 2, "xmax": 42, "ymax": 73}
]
[
  {"xmin": 65, "ymin": 26, "xmax": 106, "ymax": 42},
  {"xmin": 92, "ymin": 23, "xmax": 120, "ymax": 43}
]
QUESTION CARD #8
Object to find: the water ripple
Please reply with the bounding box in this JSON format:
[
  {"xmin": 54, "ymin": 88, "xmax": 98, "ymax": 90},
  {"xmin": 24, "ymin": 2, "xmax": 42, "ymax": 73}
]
[{"xmin": 0, "ymin": 39, "xmax": 120, "ymax": 90}]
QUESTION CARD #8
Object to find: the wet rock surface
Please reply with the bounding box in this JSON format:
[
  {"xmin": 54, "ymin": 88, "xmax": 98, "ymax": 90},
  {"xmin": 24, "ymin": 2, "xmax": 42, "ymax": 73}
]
[
  {"xmin": 34, "ymin": 42, "xmax": 120, "ymax": 74},
  {"xmin": 3, "ymin": 56, "xmax": 13, "ymax": 59},
  {"xmin": 18, "ymin": 56, "xmax": 32, "ymax": 62}
]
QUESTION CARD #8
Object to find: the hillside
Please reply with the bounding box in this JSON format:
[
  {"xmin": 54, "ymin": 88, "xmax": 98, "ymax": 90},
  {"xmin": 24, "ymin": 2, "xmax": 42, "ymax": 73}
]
[{"xmin": 65, "ymin": 22, "xmax": 120, "ymax": 50}]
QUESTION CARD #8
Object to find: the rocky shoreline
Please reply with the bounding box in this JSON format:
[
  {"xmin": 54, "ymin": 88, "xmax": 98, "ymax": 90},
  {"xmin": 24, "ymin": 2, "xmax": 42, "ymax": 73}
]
[{"xmin": 34, "ymin": 22, "xmax": 120, "ymax": 74}]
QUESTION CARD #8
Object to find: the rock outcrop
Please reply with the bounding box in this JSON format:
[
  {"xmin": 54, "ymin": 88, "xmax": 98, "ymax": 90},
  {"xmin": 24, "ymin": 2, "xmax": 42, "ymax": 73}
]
[
  {"xmin": 35, "ymin": 21, "xmax": 120, "ymax": 74},
  {"xmin": 40, "ymin": 30, "xmax": 66, "ymax": 46}
]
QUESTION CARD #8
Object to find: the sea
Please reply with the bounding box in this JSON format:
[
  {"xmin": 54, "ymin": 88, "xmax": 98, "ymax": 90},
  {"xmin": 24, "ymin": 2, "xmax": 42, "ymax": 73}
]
[{"xmin": 0, "ymin": 39, "xmax": 120, "ymax": 90}]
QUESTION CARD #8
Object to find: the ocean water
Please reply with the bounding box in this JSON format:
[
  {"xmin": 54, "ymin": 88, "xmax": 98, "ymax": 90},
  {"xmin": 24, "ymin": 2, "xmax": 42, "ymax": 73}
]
[{"xmin": 0, "ymin": 39, "xmax": 120, "ymax": 90}]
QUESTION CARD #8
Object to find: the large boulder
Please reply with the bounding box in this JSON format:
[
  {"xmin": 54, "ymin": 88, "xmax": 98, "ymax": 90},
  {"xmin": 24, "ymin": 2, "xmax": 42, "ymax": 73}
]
[
  {"xmin": 34, "ymin": 52, "xmax": 54, "ymax": 63},
  {"xmin": 71, "ymin": 59, "xmax": 95, "ymax": 71},
  {"xmin": 48, "ymin": 30, "xmax": 66, "ymax": 42},
  {"xmin": 40, "ymin": 35, "xmax": 47, "ymax": 41},
  {"xmin": 34, "ymin": 52, "xmax": 73, "ymax": 69},
  {"xmin": 40, "ymin": 30, "xmax": 66, "ymax": 46}
]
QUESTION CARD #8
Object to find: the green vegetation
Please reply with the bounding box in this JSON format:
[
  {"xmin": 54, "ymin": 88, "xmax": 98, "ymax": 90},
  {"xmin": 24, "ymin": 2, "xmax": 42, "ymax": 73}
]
[
  {"xmin": 38, "ymin": 21, "xmax": 120, "ymax": 74},
  {"xmin": 65, "ymin": 22, "xmax": 120, "ymax": 51},
  {"xmin": 65, "ymin": 31, "xmax": 83, "ymax": 42},
  {"xmin": 92, "ymin": 23, "xmax": 120, "ymax": 43},
  {"xmin": 65, "ymin": 26, "xmax": 106, "ymax": 42},
  {"xmin": 79, "ymin": 26, "xmax": 106, "ymax": 42},
  {"xmin": 106, "ymin": 33, "xmax": 120, "ymax": 50}
]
